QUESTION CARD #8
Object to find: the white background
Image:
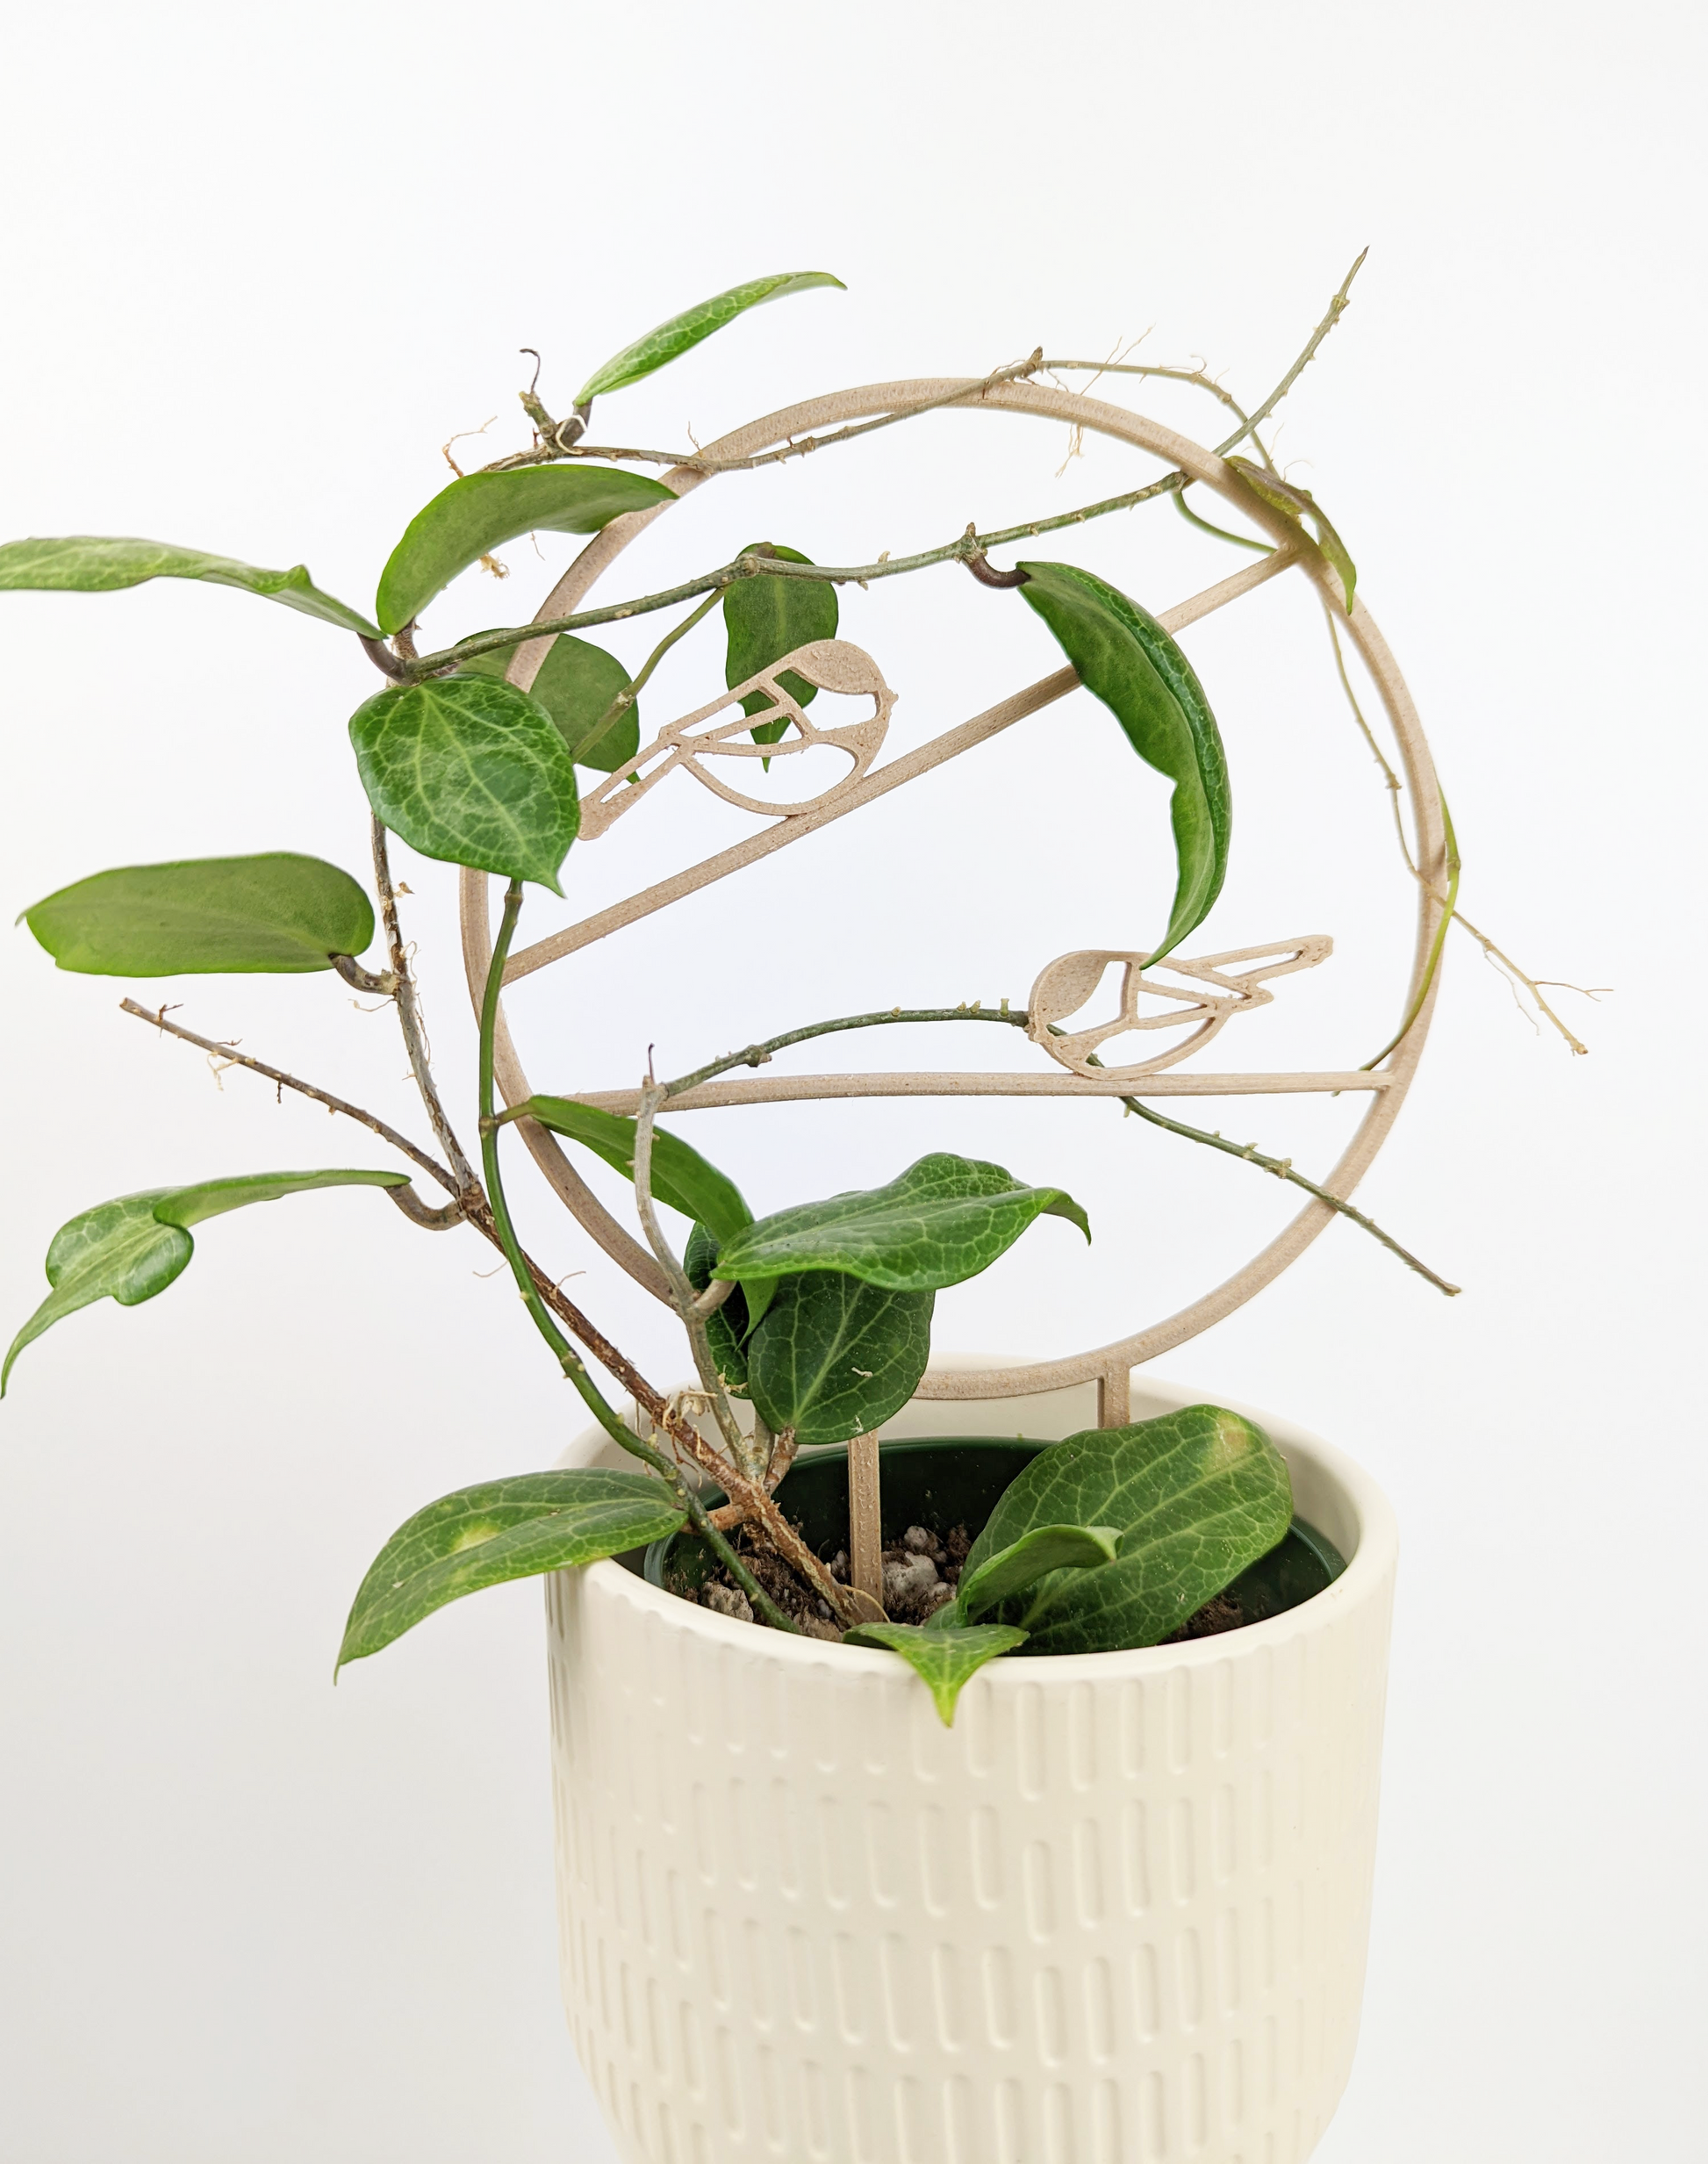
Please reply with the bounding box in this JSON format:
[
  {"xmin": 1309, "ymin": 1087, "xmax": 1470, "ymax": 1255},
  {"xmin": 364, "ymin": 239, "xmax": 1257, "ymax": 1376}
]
[{"xmin": 0, "ymin": 4, "xmax": 1701, "ymax": 2158}]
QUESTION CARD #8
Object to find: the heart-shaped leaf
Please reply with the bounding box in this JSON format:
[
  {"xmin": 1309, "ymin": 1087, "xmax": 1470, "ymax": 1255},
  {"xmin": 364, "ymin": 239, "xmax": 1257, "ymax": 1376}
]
[
  {"xmin": 338, "ymin": 1468, "xmax": 685, "ymax": 1669},
  {"xmin": 1226, "ymin": 458, "xmax": 1357, "ymax": 613},
  {"xmin": 959, "ymin": 1406, "xmax": 1293, "ymax": 1654},
  {"xmin": 843, "ymin": 1620, "xmax": 1029, "ymax": 1726},
  {"xmin": 685, "ymin": 1224, "xmax": 751, "ymax": 1397},
  {"xmin": 22, "ymin": 852, "xmax": 374, "ymax": 976},
  {"xmin": 3, "ymin": 1168, "xmax": 409, "ymax": 1394},
  {"xmin": 457, "ymin": 632, "xmax": 640, "ymax": 771},
  {"xmin": 516, "ymin": 1096, "xmax": 750, "ymax": 1244},
  {"xmin": 348, "ymin": 675, "xmax": 579, "ymax": 893},
  {"xmin": 1019, "ymin": 560, "xmax": 1231, "ymax": 962},
  {"xmin": 575, "ymin": 272, "xmax": 845, "ymax": 405},
  {"xmin": 376, "ymin": 466, "xmax": 673, "ymax": 635},
  {"xmin": 746, "ymin": 1275, "xmax": 935, "ymax": 1446},
  {"xmin": 0, "ymin": 536, "xmax": 379, "ymax": 636},
  {"xmin": 724, "ymin": 542, "xmax": 839, "ymax": 744},
  {"xmin": 941, "ymin": 1521, "xmax": 1121, "ymax": 1627},
  {"xmin": 712, "ymin": 1152, "xmax": 1089, "ymax": 1294}
]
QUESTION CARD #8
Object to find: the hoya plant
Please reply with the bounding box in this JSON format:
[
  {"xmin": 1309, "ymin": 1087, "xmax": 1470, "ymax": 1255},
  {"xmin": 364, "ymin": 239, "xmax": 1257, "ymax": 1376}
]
[{"xmin": 4, "ymin": 267, "xmax": 1481, "ymax": 1722}]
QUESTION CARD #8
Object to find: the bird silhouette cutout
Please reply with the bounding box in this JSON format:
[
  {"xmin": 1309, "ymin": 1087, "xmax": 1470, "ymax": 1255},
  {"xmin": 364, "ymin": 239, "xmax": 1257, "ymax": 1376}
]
[
  {"xmin": 577, "ymin": 639, "xmax": 894, "ymax": 840},
  {"xmin": 1027, "ymin": 938, "xmax": 1334, "ymax": 1079}
]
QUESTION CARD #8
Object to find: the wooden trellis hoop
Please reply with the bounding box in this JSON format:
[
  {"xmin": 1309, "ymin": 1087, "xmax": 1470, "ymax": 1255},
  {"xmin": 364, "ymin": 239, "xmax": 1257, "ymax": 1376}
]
[{"xmin": 458, "ymin": 380, "xmax": 1448, "ymax": 1426}]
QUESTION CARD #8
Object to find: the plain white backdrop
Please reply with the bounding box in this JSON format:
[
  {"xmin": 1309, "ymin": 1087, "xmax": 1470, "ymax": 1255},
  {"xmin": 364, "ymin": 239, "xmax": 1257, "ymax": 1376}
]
[{"xmin": 0, "ymin": 4, "xmax": 1701, "ymax": 2158}]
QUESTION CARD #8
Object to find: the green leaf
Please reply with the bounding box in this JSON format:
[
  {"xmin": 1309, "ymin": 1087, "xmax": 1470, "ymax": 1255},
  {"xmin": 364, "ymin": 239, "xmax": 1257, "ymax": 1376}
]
[
  {"xmin": 0, "ymin": 535, "xmax": 379, "ymax": 636},
  {"xmin": 945, "ymin": 1522, "xmax": 1121, "ymax": 1627},
  {"xmin": 21, "ymin": 852, "xmax": 374, "ymax": 976},
  {"xmin": 338, "ymin": 1468, "xmax": 685, "ymax": 1669},
  {"xmin": 575, "ymin": 273, "xmax": 846, "ymax": 406},
  {"xmin": 746, "ymin": 1275, "xmax": 934, "ymax": 1446},
  {"xmin": 712, "ymin": 1152, "xmax": 1089, "ymax": 1295},
  {"xmin": 685, "ymin": 1224, "xmax": 751, "ymax": 1396},
  {"xmin": 3, "ymin": 1168, "xmax": 409, "ymax": 1395},
  {"xmin": 958, "ymin": 1406, "xmax": 1294, "ymax": 1655},
  {"xmin": 516, "ymin": 1097, "xmax": 750, "ymax": 1243},
  {"xmin": 1018, "ymin": 560, "xmax": 1231, "ymax": 962},
  {"xmin": 724, "ymin": 542, "xmax": 838, "ymax": 744},
  {"xmin": 348, "ymin": 675, "xmax": 579, "ymax": 893},
  {"xmin": 375, "ymin": 466, "xmax": 673, "ymax": 636},
  {"xmin": 843, "ymin": 1621, "xmax": 1029, "ymax": 1726},
  {"xmin": 1226, "ymin": 458, "xmax": 1357, "ymax": 614},
  {"xmin": 456, "ymin": 633, "xmax": 640, "ymax": 771}
]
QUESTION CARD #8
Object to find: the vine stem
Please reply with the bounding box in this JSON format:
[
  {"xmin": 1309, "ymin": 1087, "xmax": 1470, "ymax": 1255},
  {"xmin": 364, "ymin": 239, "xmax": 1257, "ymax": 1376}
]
[
  {"xmin": 113, "ymin": 996, "xmax": 858, "ymax": 1552},
  {"xmin": 631, "ymin": 1078, "xmax": 763, "ymax": 1481},
  {"xmin": 1319, "ymin": 604, "xmax": 1590, "ymax": 1059},
  {"xmin": 400, "ymin": 471, "xmax": 1188, "ymax": 680},
  {"xmin": 664, "ymin": 999, "xmax": 1458, "ymax": 1292},
  {"xmin": 1211, "ymin": 249, "xmax": 1367, "ymax": 459},
  {"xmin": 588, "ymin": 586, "xmax": 722, "ymax": 752},
  {"xmin": 387, "ymin": 254, "xmax": 1367, "ymax": 688},
  {"xmin": 475, "ymin": 349, "xmax": 1048, "ymax": 478},
  {"xmin": 371, "ymin": 817, "xmax": 481, "ymax": 1198},
  {"xmin": 475, "ymin": 881, "xmax": 798, "ymax": 1632}
]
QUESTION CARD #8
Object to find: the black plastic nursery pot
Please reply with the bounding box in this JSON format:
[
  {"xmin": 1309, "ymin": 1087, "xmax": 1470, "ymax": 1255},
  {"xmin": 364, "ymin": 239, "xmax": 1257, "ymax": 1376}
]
[{"xmin": 642, "ymin": 1434, "xmax": 1345, "ymax": 1636}]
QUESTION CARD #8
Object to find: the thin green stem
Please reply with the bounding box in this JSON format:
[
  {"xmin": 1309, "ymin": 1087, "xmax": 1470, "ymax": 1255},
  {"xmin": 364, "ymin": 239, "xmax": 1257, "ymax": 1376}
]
[
  {"xmin": 402, "ymin": 471, "xmax": 1188, "ymax": 679},
  {"xmin": 1174, "ymin": 489, "xmax": 1276, "ymax": 556},
  {"xmin": 1115, "ymin": 1095, "xmax": 1459, "ymax": 1297},
  {"xmin": 405, "ymin": 261, "xmax": 1364, "ymax": 687},
  {"xmin": 477, "ymin": 351, "xmax": 1047, "ymax": 479},
  {"xmin": 476, "ymin": 881, "xmax": 795, "ymax": 1629},
  {"xmin": 664, "ymin": 1003, "xmax": 1026, "ymax": 1096},
  {"xmin": 588, "ymin": 586, "xmax": 721, "ymax": 750},
  {"xmin": 1213, "ymin": 249, "xmax": 1367, "ymax": 458},
  {"xmin": 632, "ymin": 1080, "xmax": 763, "ymax": 1483},
  {"xmin": 1360, "ymin": 797, "xmax": 1461, "ymax": 1071},
  {"xmin": 664, "ymin": 1000, "xmax": 1456, "ymax": 1292}
]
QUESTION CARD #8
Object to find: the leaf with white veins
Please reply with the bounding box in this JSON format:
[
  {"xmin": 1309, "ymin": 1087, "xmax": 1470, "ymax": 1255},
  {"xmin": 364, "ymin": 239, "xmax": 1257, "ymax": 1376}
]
[
  {"xmin": 843, "ymin": 1621, "xmax": 1029, "ymax": 1726},
  {"xmin": 0, "ymin": 535, "xmax": 380, "ymax": 636},
  {"xmin": 338, "ymin": 1469, "xmax": 685, "ymax": 1668},
  {"xmin": 712, "ymin": 1153, "xmax": 1088, "ymax": 1294},
  {"xmin": 3, "ymin": 1170, "xmax": 409, "ymax": 1394},
  {"xmin": 348, "ymin": 675, "xmax": 579, "ymax": 892},
  {"xmin": 959, "ymin": 1406, "xmax": 1293, "ymax": 1654}
]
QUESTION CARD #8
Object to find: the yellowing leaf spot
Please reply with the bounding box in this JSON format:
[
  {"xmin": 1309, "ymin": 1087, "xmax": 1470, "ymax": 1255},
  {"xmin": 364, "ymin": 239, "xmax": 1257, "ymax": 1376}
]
[
  {"xmin": 1205, "ymin": 1413, "xmax": 1253, "ymax": 1471},
  {"xmin": 451, "ymin": 1521, "xmax": 503, "ymax": 1552}
]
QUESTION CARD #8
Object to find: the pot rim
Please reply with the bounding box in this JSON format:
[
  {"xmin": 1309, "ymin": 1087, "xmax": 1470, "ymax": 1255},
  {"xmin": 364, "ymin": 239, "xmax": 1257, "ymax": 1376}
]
[{"xmin": 563, "ymin": 1372, "xmax": 1397, "ymax": 1688}]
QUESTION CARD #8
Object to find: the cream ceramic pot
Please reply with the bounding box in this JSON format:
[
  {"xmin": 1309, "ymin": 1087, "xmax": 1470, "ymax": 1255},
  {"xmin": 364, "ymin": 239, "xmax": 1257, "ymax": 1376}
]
[{"xmin": 547, "ymin": 1364, "xmax": 1396, "ymax": 2164}]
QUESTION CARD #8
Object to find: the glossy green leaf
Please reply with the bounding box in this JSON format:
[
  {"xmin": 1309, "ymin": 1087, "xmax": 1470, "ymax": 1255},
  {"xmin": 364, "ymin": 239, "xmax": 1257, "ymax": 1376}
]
[
  {"xmin": 685, "ymin": 1224, "xmax": 751, "ymax": 1397},
  {"xmin": 1019, "ymin": 560, "xmax": 1231, "ymax": 962},
  {"xmin": 348, "ymin": 675, "xmax": 579, "ymax": 893},
  {"xmin": 724, "ymin": 542, "xmax": 838, "ymax": 744},
  {"xmin": 712, "ymin": 1152, "xmax": 1089, "ymax": 1295},
  {"xmin": 575, "ymin": 273, "xmax": 846, "ymax": 405},
  {"xmin": 1227, "ymin": 458, "xmax": 1357, "ymax": 613},
  {"xmin": 843, "ymin": 1621, "xmax": 1029, "ymax": 1726},
  {"xmin": 959, "ymin": 1406, "xmax": 1294, "ymax": 1654},
  {"xmin": 375, "ymin": 466, "xmax": 673, "ymax": 635},
  {"xmin": 456, "ymin": 632, "xmax": 640, "ymax": 771},
  {"xmin": 337, "ymin": 1469, "xmax": 685, "ymax": 1669},
  {"xmin": 22, "ymin": 852, "xmax": 374, "ymax": 976},
  {"xmin": 517, "ymin": 1097, "xmax": 750, "ymax": 1243},
  {"xmin": 943, "ymin": 1521, "xmax": 1121, "ymax": 1627},
  {"xmin": 0, "ymin": 535, "xmax": 380, "ymax": 636},
  {"xmin": 3, "ymin": 1168, "xmax": 409, "ymax": 1395},
  {"xmin": 747, "ymin": 1275, "xmax": 934, "ymax": 1446}
]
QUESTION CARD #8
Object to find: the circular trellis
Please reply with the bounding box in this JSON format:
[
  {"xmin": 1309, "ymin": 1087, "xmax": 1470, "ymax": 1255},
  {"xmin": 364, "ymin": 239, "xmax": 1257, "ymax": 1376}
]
[{"xmin": 459, "ymin": 380, "xmax": 1447, "ymax": 1427}]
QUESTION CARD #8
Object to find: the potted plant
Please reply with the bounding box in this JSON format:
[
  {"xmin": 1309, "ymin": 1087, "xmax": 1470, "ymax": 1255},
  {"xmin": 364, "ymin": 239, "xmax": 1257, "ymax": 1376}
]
[{"xmin": 4, "ymin": 264, "xmax": 1485, "ymax": 2161}]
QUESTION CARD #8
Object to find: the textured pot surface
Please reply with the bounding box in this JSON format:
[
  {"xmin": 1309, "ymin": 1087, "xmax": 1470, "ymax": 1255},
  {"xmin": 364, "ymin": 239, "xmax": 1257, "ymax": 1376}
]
[{"xmin": 546, "ymin": 1369, "xmax": 1396, "ymax": 2164}]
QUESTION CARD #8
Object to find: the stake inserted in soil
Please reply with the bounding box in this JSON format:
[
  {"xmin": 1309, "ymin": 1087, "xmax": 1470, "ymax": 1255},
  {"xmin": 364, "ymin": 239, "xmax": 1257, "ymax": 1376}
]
[{"xmin": 848, "ymin": 1434, "xmax": 884, "ymax": 1613}]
